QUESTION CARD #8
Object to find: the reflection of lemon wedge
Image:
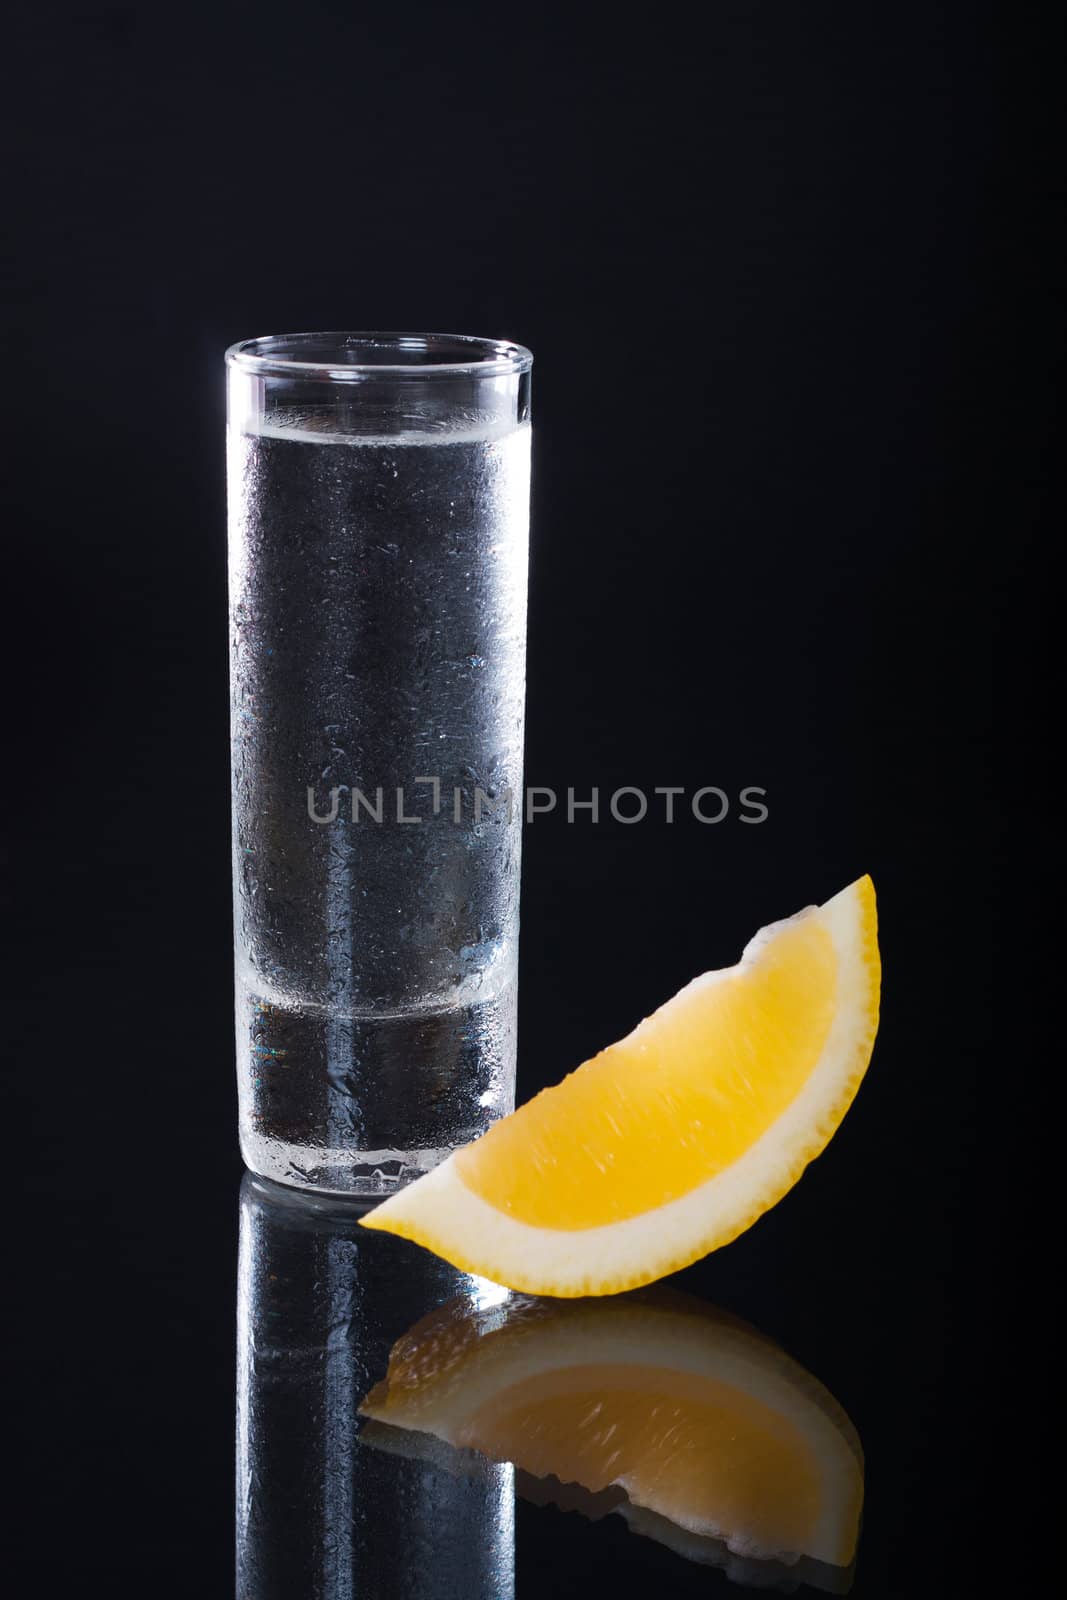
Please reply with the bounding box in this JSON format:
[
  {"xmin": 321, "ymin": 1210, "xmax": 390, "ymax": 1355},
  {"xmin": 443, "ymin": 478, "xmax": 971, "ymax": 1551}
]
[
  {"xmin": 359, "ymin": 1289, "xmax": 864, "ymax": 1577},
  {"xmin": 362, "ymin": 877, "xmax": 880, "ymax": 1295}
]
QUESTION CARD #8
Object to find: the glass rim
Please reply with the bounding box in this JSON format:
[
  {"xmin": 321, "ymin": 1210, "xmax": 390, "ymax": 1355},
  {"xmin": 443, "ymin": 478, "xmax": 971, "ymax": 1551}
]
[{"xmin": 225, "ymin": 330, "xmax": 533, "ymax": 381}]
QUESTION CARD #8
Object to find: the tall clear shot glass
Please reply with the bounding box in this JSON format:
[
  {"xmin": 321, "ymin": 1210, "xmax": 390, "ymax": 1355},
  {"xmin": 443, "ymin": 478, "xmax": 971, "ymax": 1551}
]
[{"xmin": 226, "ymin": 333, "xmax": 532, "ymax": 1195}]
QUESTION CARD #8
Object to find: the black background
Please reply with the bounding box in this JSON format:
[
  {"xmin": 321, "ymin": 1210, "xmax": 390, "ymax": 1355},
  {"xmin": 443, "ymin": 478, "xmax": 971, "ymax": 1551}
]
[{"xmin": 4, "ymin": 1, "xmax": 1031, "ymax": 1594}]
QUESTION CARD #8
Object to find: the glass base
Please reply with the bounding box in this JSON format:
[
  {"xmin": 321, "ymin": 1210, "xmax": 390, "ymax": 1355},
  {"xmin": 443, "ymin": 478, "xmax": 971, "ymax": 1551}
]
[
  {"xmin": 240, "ymin": 1132, "xmax": 456, "ymax": 1196},
  {"xmin": 236, "ymin": 978, "xmax": 517, "ymax": 1197}
]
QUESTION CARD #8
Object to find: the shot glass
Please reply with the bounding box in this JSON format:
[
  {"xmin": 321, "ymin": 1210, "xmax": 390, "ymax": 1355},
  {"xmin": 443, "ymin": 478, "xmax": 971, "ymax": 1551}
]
[{"xmin": 226, "ymin": 333, "xmax": 532, "ymax": 1194}]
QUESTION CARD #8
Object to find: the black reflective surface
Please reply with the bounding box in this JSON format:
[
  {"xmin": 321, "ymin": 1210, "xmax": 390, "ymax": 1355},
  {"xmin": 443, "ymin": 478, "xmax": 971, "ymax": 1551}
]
[
  {"xmin": 238, "ymin": 1176, "xmax": 865, "ymax": 1598},
  {"xmin": 7, "ymin": 1088, "xmax": 975, "ymax": 1597}
]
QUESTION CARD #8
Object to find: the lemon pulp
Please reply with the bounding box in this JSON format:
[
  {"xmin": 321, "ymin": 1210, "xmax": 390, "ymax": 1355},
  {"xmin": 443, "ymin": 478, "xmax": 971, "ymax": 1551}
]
[{"xmin": 455, "ymin": 916, "xmax": 837, "ymax": 1228}]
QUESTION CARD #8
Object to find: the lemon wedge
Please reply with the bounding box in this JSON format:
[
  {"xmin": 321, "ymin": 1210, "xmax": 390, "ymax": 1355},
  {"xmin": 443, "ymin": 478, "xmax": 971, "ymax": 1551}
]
[{"xmin": 362, "ymin": 876, "xmax": 880, "ymax": 1295}]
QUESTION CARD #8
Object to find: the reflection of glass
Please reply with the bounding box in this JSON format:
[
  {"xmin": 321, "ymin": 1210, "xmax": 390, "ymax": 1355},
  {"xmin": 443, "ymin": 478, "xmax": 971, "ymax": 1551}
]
[
  {"xmin": 236, "ymin": 1174, "xmax": 514, "ymax": 1599},
  {"xmin": 360, "ymin": 1288, "xmax": 863, "ymax": 1594}
]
